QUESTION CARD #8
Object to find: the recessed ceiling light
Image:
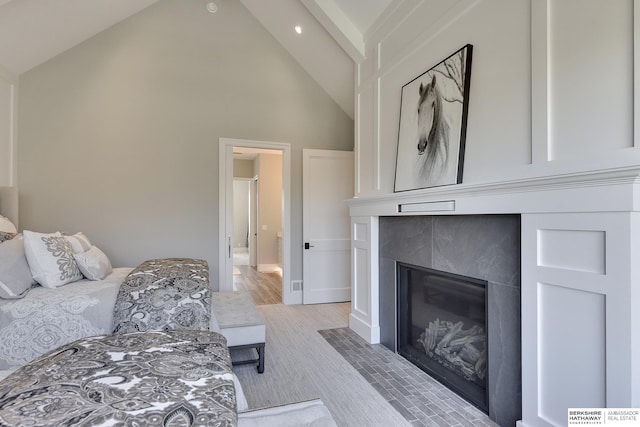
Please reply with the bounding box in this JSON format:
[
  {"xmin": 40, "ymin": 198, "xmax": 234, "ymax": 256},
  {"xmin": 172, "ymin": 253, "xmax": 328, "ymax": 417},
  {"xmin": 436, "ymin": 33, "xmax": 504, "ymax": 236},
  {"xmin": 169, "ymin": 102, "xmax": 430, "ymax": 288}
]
[
  {"xmin": 206, "ymin": 2, "xmax": 218, "ymax": 13},
  {"xmin": 294, "ymin": 25, "xmax": 302, "ymax": 34}
]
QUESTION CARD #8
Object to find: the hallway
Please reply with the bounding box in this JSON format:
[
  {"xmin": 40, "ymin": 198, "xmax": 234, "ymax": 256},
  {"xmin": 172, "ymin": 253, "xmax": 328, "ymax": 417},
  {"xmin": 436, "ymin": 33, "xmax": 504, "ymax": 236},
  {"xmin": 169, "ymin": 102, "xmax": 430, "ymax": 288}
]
[{"xmin": 233, "ymin": 248, "xmax": 282, "ymax": 305}]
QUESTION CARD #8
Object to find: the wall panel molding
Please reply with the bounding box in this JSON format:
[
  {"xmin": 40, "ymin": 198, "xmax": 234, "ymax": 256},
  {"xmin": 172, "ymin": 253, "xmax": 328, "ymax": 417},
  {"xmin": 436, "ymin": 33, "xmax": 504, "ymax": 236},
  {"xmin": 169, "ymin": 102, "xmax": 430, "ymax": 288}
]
[
  {"xmin": 635, "ymin": 0, "xmax": 640, "ymax": 148},
  {"xmin": 0, "ymin": 66, "xmax": 17, "ymax": 187},
  {"xmin": 530, "ymin": 0, "xmax": 550, "ymax": 163},
  {"xmin": 522, "ymin": 212, "xmax": 635, "ymax": 425},
  {"xmin": 349, "ymin": 216, "xmax": 380, "ymax": 343},
  {"xmin": 532, "ymin": 0, "xmax": 638, "ymax": 162},
  {"xmin": 376, "ymin": 0, "xmax": 479, "ymax": 80}
]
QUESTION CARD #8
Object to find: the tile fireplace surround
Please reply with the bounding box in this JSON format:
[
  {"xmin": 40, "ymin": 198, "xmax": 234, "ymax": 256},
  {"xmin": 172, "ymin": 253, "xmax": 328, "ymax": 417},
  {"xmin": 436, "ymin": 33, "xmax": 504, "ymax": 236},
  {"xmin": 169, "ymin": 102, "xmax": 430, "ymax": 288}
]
[
  {"xmin": 346, "ymin": 166, "xmax": 640, "ymax": 427},
  {"xmin": 379, "ymin": 214, "xmax": 521, "ymax": 426}
]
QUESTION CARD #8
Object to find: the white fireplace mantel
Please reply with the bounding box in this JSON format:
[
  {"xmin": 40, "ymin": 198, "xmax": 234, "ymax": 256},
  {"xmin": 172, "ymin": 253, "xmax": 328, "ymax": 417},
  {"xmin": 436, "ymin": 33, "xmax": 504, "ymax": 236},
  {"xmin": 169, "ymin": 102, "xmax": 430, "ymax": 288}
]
[
  {"xmin": 347, "ymin": 166, "xmax": 640, "ymax": 426},
  {"xmin": 347, "ymin": 165, "xmax": 640, "ymax": 217}
]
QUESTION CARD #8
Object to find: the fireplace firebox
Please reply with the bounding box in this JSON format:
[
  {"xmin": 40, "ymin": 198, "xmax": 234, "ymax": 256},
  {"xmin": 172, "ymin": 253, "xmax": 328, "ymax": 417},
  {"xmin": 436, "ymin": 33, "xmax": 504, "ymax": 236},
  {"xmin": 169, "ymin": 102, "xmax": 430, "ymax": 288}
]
[{"xmin": 397, "ymin": 262, "xmax": 488, "ymax": 412}]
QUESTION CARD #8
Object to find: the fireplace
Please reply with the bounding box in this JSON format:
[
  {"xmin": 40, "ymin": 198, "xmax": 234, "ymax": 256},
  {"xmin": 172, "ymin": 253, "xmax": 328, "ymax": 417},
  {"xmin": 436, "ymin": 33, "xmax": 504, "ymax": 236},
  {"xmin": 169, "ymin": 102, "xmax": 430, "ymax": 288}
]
[
  {"xmin": 397, "ymin": 262, "xmax": 488, "ymax": 412},
  {"xmin": 378, "ymin": 214, "xmax": 521, "ymax": 426}
]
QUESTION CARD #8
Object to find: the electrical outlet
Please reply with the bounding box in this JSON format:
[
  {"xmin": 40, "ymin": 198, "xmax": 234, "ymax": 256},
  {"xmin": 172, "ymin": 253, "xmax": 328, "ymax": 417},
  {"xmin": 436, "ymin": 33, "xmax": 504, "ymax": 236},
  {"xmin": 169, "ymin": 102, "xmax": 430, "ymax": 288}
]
[{"xmin": 291, "ymin": 280, "xmax": 303, "ymax": 292}]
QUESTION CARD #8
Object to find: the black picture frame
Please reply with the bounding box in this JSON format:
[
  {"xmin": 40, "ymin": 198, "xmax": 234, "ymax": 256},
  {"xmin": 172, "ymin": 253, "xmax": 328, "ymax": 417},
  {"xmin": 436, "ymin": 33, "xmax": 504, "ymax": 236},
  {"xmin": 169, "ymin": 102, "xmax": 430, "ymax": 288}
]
[{"xmin": 394, "ymin": 44, "xmax": 473, "ymax": 192}]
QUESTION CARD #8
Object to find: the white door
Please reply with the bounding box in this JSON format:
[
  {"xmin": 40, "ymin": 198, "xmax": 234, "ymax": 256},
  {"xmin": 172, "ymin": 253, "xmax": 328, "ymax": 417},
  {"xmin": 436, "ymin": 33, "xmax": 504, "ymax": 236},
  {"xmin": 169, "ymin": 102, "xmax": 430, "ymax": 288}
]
[{"xmin": 302, "ymin": 149, "xmax": 354, "ymax": 304}]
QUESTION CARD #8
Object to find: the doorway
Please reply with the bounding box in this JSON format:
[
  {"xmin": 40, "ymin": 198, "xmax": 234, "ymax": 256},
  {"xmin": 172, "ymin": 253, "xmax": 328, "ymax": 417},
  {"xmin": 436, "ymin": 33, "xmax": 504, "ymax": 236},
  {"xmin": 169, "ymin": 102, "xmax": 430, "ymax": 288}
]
[
  {"xmin": 219, "ymin": 138, "xmax": 291, "ymax": 304},
  {"xmin": 232, "ymin": 178, "xmax": 252, "ymax": 268}
]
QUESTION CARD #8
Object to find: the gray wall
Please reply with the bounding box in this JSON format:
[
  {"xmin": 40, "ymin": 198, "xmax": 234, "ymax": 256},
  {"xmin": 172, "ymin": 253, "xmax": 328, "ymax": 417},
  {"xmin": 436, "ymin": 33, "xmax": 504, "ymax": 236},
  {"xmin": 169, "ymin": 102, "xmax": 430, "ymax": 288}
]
[
  {"xmin": 256, "ymin": 153, "xmax": 282, "ymax": 267},
  {"xmin": 16, "ymin": 0, "xmax": 353, "ymax": 287},
  {"xmin": 233, "ymin": 159, "xmax": 255, "ymax": 179}
]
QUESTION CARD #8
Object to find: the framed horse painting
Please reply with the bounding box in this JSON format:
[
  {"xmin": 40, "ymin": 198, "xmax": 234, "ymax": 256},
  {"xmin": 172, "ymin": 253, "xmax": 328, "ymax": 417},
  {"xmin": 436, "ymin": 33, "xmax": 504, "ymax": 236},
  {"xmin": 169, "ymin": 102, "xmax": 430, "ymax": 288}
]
[{"xmin": 394, "ymin": 44, "xmax": 473, "ymax": 192}]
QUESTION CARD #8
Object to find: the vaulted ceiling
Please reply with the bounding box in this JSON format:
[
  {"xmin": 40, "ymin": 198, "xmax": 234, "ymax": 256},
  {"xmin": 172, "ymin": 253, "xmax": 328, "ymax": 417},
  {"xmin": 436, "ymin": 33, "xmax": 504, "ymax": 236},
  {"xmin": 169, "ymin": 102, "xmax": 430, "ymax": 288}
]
[
  {"xmin": 0, "ymin": 0, "xmax": 159, "ymax": 75},
  {"xmin": 0, "ymin": 0, "xmax": 396, "ymax": 119}
]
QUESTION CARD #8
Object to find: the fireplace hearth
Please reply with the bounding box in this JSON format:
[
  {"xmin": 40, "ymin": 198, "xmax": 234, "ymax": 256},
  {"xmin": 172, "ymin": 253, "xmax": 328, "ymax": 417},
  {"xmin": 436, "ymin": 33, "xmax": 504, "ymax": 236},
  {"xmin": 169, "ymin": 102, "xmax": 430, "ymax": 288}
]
[{"xmin": 397, "ymin": 262, "xmax": 488, "ymax": 412}]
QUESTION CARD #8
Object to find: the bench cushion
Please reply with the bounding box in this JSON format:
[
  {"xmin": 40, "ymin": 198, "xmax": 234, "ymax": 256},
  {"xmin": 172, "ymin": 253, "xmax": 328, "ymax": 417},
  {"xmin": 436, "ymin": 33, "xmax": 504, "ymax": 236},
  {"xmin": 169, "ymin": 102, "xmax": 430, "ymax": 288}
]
[{"xmin": 213, "ymin": 291, "xmax": 265, "ymax": 347}]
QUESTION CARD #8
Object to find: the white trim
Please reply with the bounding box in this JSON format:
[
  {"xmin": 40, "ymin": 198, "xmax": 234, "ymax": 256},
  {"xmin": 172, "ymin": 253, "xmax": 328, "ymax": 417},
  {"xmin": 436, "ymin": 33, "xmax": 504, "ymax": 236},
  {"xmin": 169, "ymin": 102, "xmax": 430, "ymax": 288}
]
[
  {"xmin": 355, "ymin": 91, "xmax": 361, "ymax": 196},
  {"xmin": 634, "ymin": 0, "xmax": 640, "ymax": 148},
  {"xmin": 531, "ymin": 0, "xmax": 550, "ymax": 163},
  {"xmin": 349, "ymin": 313, "xmax": 380, "ymax": 344},
  {"xmin": 375, "ymin": 75, "xmax": 381, "ymax": 191},
  {"xmin": 300, "ymin": 0, "xmax": 365, "ymax": 63},
  {"xmin": 350, "ymin": 216, "xmax": 379, "ymax": 344},
  {"xmin": 346, "ymin": 165, "xmax": 640, "ymax": 215},
  {"xmin": 219, "ymin": 138, "xmax": 292, "ymax": 304}
]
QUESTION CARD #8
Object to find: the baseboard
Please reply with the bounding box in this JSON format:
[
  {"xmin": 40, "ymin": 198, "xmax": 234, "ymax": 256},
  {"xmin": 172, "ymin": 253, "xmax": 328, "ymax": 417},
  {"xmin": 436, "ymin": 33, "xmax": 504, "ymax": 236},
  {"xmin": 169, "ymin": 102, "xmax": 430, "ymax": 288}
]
[{"xmin": 349, "ymin": 313, "xmax": 380, "ymax": 344}]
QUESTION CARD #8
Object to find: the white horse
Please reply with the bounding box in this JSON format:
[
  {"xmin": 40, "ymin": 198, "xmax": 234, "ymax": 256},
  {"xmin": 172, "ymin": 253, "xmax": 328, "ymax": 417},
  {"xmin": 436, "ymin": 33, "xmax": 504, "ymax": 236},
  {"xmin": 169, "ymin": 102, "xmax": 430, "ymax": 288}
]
[{"xmin": 415, "ymin": 74, "xmax": 450, "ymax": 185}]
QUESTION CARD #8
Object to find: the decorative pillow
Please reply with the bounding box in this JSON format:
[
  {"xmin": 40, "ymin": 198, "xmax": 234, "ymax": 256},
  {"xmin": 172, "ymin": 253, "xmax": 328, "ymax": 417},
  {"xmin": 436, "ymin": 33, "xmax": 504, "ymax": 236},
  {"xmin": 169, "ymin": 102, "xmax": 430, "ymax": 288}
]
[
  {"xmin": 0, "ymin": 215, "xmax": 17, "ymax": 233},
  {"xmin": 0, "ymin": 237, "xmax": 36, "ymax": 299},
  {"xmin": 23, "ymin": 230, "xmax": 83, "ymax": 288},
  {"xmin": 0, "ymin": 231, "xmax": 16, "ymax": 243},
  {"xmin": 64, "ymin": 232, "xmax": 92, "ymax": 254},
  {"xmin": 73, "ymin": 245, "xmax": 113, "ymax": 280}
]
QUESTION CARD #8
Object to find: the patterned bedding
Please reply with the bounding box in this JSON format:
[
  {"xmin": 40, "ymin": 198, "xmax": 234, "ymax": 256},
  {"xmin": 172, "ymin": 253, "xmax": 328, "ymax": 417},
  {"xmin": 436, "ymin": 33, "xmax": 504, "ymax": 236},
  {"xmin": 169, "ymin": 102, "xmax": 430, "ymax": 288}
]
[
  {"xmin": 112, "ymin": 258, "xmax": 211, "ymax": 333},
  {"xmin": 0, "ymin": 268, "xmax": 133, "ymax": 370},
  {"xmin": 0, "ymin": 330, "xmax": 237, "ymax": 426}
]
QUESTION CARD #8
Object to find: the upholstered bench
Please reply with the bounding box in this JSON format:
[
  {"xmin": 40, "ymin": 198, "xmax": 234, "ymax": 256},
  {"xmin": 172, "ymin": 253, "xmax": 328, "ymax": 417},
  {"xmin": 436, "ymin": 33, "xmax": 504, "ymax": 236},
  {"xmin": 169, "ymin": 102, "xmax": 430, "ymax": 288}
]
[{"xmin": 212, "ymin": 291, "xmax": 266, "ymax": 373}]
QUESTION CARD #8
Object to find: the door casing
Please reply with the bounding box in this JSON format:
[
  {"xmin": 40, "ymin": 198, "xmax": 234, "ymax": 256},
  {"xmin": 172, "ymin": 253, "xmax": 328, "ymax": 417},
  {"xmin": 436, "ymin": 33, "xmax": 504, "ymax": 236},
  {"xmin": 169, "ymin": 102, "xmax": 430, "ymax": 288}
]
[{"xmin": 218, "ymin": 138, "xmax": 292, "ymax": 303}]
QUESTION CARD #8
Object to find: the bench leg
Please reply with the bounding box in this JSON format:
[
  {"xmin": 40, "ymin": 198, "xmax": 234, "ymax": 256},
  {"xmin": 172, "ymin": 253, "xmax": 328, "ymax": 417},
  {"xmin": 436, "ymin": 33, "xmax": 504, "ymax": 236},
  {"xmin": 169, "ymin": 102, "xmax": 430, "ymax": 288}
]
[
  {"xmin": 257, "ymin": 343, "xmax": 265, "ymax": 374},
  {"xmin": 230, "ymin": 343, "xmax": 265, "ymax": 374}
]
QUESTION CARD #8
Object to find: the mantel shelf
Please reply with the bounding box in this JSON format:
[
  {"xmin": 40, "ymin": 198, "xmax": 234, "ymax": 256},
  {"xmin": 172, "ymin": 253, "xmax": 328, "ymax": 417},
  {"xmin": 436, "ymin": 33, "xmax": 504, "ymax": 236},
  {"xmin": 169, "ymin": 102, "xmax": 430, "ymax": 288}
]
[{"xmin": 347, "ymin": 165, "xmax": 640, "ymax": 216}]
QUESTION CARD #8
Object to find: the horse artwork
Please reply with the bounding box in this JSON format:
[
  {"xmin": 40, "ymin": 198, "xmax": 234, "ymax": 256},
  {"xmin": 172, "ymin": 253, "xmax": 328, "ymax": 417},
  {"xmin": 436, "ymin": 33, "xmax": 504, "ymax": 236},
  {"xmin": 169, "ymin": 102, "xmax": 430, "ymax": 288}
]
[
  {"xmin": 416, "ymin": 74, "xmax": 451, "ymax": 185},
  {"xmin": 395, "ymin": 44, "xmax": 473, "ymax": 191}
]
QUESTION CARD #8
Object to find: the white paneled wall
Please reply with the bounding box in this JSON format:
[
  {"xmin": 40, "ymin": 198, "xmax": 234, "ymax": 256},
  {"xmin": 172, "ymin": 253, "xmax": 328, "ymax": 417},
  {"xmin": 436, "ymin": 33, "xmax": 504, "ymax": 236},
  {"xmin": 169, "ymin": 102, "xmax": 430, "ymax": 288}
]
[
  {"xmin": 349, "ymin": 216, "xmax": 379, "ymax": 343},
  {"xmin": 532, "ymin": 0, "xmax": 636, "ymax": 163},
  {"xmin": 356, "ymin": 0, "xmax": 533, "ymax": 196},
  {"xmin": 349, "ymin": 0, "xmax": 640, "ymax": 425},
  {"xmin": 355, "ymin": 0, "xmax": 640, "ymax": 198},
  {"xmin": 522, "ymin": 213, "xmax": 637, "ymax": 425}
]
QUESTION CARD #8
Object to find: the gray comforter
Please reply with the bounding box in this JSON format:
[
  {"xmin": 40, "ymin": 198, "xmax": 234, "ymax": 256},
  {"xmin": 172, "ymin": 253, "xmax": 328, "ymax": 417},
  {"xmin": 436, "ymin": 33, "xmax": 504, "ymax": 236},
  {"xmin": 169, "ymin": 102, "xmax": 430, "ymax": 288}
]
[
  {"xmin": 0, "ymin": 268, "xmax": 132, "ymax": 370},
  {"xmin": 0, "ymin": 330, "xmax": 237, "ymax": 426},
  {"xmin": 112, "ymin": 258, "xmax": 211, "ymax": 334}
]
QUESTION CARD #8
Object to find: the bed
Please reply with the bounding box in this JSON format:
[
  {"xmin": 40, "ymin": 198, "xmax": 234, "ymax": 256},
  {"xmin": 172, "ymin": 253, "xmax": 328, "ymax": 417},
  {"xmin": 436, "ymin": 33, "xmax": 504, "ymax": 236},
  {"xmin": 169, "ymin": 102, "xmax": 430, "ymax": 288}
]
[
  {"xmin": 0, "ymin": 187, "xmax": 241, "ymax": 424},
  {"xmin": 0, "ymin": 187, "xmax": 214, "ymax": 370}
]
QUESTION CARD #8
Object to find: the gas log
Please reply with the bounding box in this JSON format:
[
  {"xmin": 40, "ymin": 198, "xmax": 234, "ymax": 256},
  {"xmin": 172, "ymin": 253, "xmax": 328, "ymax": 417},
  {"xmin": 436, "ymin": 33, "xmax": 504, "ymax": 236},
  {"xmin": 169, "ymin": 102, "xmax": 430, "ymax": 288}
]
[{"xmin": 417, "ymin": 319, "xmax": 487, "ymax": 382}]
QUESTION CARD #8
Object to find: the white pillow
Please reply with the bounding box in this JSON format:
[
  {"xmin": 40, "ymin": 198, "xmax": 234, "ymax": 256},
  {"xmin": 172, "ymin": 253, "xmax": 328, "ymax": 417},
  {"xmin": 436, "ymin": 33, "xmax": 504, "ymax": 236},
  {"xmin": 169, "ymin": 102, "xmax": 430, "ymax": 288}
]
[
  {"xmin": 23, "ymin": 230, "xmax": 83, "ymax": 288},
  {"xmin": 64, "ymin": 232, "xmax": 92, "ymax": 254},
  {"xmin": 0, "ymin": 237, "xmax": 36, "ymax": 299},
  {"xmin": 0, "ymin": 215, "xmax": 17, "ymax": 234},
  {"xmin": 73, "ymin": 245, "xmax": 113, "ymax": 280}
]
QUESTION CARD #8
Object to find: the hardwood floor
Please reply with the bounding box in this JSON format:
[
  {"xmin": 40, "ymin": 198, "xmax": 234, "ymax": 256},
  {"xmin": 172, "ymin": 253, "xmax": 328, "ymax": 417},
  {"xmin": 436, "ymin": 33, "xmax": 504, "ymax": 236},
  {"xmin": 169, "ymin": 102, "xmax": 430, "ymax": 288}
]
[{"xmin": 233, "ymin": 265, "xmax": 282, "ymax": 305}]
